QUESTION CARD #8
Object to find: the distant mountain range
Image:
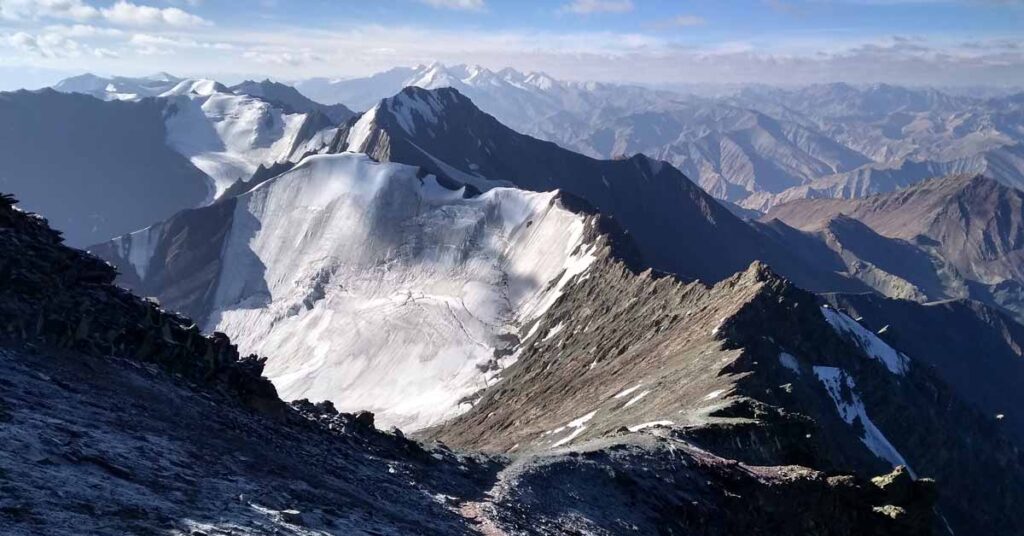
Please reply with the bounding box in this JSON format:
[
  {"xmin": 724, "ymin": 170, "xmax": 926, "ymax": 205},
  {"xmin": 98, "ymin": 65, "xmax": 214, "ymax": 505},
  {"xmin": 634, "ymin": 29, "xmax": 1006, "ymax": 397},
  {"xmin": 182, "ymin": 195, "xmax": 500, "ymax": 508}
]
[
  {"xmin": 301, "ymin": 64, "xmax": 1024, "ymax": 211},
  {"xmin": 764, "ymin": 174, "xmax": 1024, "ymax": 319}
]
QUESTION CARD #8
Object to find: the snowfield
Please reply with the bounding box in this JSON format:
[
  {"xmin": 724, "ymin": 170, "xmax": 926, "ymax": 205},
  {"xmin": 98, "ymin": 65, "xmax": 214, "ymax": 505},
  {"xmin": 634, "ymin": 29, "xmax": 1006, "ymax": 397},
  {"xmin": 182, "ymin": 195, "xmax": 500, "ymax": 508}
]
[{"xmin": 198, "ymin": 152, "xmax": 597, "ymax": 430}]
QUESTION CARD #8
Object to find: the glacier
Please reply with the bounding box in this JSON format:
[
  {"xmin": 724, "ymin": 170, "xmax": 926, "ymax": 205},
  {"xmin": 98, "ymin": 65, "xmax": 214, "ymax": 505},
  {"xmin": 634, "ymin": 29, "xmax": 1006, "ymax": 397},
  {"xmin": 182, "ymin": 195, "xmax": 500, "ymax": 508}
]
[{"xmin": 169, "ymin": 152, "xmax": 600, "ymax": 430}]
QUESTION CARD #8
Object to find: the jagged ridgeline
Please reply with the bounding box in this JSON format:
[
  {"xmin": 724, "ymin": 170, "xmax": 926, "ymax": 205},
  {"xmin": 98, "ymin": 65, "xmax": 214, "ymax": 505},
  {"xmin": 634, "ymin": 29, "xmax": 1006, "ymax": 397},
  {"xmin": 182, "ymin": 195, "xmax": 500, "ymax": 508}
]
[{"xmin": 1, "ymin": 192, "xmax": 942, "ymax": 534}]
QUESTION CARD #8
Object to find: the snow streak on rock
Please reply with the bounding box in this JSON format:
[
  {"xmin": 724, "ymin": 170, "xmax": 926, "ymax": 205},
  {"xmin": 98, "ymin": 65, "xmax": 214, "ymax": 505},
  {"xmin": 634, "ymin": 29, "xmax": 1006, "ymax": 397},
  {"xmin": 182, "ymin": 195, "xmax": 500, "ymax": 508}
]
[
  {"xmin": 813, "ymin": 366, "xmax": 915, "ymax": 476},
  {"xmin": 821, "ymin": 306, "xmax": 910, "ymax": 375}
]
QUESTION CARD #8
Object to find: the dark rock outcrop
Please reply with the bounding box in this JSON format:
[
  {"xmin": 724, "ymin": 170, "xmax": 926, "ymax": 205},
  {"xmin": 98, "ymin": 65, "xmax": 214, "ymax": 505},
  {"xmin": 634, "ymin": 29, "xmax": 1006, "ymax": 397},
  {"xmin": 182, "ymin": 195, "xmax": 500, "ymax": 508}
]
[{"xmin": 0, "ymin": 193, "xmax": 276, "ymax": 409}]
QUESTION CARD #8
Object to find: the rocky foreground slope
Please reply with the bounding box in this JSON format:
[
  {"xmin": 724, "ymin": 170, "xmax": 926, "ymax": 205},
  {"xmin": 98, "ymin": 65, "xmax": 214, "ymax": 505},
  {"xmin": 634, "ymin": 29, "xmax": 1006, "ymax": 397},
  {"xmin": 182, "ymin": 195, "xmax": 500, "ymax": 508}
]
[{"xmin": 0, "ymin": 198, "xmax": 942, "ymax": 535}]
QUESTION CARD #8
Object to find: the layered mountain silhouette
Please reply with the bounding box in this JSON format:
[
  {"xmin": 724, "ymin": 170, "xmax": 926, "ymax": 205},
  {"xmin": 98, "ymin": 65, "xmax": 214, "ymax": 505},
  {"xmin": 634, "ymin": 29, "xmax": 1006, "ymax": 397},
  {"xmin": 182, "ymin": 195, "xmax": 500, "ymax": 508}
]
[
  {"xmin": 0, "ymin": 77, "xmax": 350, "ymax": 245},
  {"xmin": 0, "ymin": 89, "xmax": 210, "ymax": 246},
  {"xmin": 327, "ymin": 86, "xmax": 865, "ymax": 291}
]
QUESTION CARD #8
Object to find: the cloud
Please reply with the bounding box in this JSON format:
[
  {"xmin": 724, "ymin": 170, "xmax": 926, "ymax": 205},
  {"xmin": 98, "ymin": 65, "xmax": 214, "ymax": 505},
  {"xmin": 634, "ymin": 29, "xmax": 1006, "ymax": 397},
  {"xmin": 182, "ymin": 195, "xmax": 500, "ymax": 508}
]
[
  {"xmin": 42, "ymin": 24, "xmax": 125, "ymax": 37},
  {"xmin": 0, "ymin": 0, "xmax": 99, "ymax": 22},
  {"xmin": 127, "ymin": 32, "xmax": 233, "ymax": 54},
  {"xmin": 0, "ymin": 0, "xmax": 209, "ymax": 27},
  {"xmin": 658, "ymin": 15, "xmax": 707, "ymax": 28},
  {"xmin": 100, "ymin": 1, "xmax": 209, "ymax": 27},
  {"xmin": 418, "ymin": 0, "xmax": 486, "ymax": 10},
  {"xmin": 242, "ymin": 48, "xmax": 324, "ymax": 65},
  {"xmin": 4, "ymin": 29, "xmax": 117, "ymax": 58},
  {"xmin": 562, "ymin": 0, "xmax": 634, "ymax": 14}
]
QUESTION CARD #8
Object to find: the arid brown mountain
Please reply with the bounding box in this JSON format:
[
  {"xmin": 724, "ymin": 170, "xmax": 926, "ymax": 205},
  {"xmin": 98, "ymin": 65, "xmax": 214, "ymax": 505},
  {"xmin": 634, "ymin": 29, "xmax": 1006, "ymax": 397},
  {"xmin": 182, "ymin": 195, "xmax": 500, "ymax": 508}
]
[
  {"xmin": 742, "ymin": 143, "xmax": 1024, "ymax": 211},
  {"xmin": 765, "ymin": 174, "xmax": 1024, "ymax": 319}
]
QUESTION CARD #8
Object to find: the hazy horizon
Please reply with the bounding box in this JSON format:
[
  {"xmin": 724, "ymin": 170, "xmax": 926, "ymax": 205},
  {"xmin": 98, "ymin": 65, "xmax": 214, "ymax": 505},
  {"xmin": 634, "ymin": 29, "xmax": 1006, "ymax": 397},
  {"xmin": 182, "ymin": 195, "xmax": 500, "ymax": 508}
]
[{"xmin": 2, "ymin": 0, "xmax": 1023, "ymax": 91}]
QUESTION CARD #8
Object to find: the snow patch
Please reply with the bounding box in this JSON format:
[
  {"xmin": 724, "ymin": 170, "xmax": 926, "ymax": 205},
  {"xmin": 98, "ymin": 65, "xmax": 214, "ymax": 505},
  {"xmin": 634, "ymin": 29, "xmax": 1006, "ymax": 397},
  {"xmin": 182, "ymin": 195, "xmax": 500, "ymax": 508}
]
[
  {"xmin": 388, "ymin": 91, "xmax": 445, "ymax": 135},
  {"xmin": 551, "ymin": 410, "xmax": 597, "ymax": 448},
  {"xmin": 628, "ymin": 420, "xmax": 674, "ymax": 432},
  {"xmin": 614, "ymin": 384, "xmax": 643, "ymax": 399},
  {"xmin": 778, "ymin": 352, "xmax": 801, "ymax": 375},
  {"xmin": 623, "ymin": 390, "xmax": 650, "ymax": 408},
  {"xmin": 542, "ymin": 322, "xmax": 565, "ymax": 342},
  {"xmin": 703, "ymin": 389, "xmax": 726, "ymax": 401},
  {"xmin": 117, "ymin": 225, "xmax": 160, "ymax": 281},
  {"xmin": 821, "ymin": 306, "xmax": 909, "ymax": 375},
  {"xmin": 345, "ymin": 104, "xmax": 379, "ymax": 153}
]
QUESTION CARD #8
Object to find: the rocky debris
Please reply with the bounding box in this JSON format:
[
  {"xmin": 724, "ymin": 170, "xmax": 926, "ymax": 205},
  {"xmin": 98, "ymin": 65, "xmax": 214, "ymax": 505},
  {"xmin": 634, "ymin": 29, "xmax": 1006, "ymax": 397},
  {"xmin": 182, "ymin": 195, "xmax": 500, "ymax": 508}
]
[
  {"xmin": 871, "ymin": 467, "xmax": 937, "ymax": 534},
  {"xmin": 484, "ymin": 437, "xmax": 935, "ymax": 536},
  {"xmin": 0, "ymin": 344, "xmax": 934, "ymax": 536}
]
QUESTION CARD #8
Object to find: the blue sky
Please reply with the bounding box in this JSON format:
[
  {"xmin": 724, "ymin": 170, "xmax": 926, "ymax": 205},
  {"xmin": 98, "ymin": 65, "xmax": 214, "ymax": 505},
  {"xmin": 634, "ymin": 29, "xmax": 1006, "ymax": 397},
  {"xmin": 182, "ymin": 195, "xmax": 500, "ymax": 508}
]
[{"xmin": 1, "ymin": 0, "xmax": 1022, "ymax": 89}]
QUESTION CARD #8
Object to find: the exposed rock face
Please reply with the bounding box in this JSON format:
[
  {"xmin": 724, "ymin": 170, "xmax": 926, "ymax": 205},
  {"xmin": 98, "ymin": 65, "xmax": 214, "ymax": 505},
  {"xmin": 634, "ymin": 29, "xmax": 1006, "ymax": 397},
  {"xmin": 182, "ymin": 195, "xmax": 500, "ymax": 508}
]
[
  {"xmin": 0, "ymin": 193, "xmax": 277, "ymax": 408},
  {"xmin": 764, "ymin": 174, "xmax": 1024, "ymax": 320},
  {"xmin": 0, "ymin": 192, "xmax": 936, "ymax": 535}
]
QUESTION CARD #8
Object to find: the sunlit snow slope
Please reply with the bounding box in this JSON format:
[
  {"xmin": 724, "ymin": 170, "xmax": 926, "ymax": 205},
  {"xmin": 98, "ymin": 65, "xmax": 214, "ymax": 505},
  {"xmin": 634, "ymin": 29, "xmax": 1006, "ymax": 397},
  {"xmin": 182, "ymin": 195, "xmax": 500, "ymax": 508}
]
[
  {"xmin": 160, "ymin": 79, "xmax": 333, "ymax": 199},
  {"xmin": 120, "ymin": 152, "xmax": 596, "ymax": 430}
]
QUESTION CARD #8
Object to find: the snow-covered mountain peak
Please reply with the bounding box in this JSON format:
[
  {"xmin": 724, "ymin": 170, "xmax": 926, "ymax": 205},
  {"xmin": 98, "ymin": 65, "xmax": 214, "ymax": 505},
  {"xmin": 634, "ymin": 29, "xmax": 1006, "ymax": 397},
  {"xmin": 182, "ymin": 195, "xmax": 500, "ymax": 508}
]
[
  {"xmin": 385, "ymin": 86, "xmax": 455, "ymax": 134},
  {"xmin": 145, "ymin": 71, "xmax": 180, "ymax": 82},
  {"xmin": 345, "ymin": 86, "xmax": 471, "ymax": 153},
  {"xmin": 400, "ymin": 63, "xmax": 559, "ymax": 94},
  {"xmin": 160, "ymin": 78, "xmax": 230, "ymax": 98},
  {"xmin": 161, "ymin": 80, "xmax": 336, "ymax": 199},
  {"xmin": 53, "ymin": 72, "xmax": 183, "ymax": 101},
  {"xmin": 52, "ymin": 73, "xmax": 107, "ymax": 93}
]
